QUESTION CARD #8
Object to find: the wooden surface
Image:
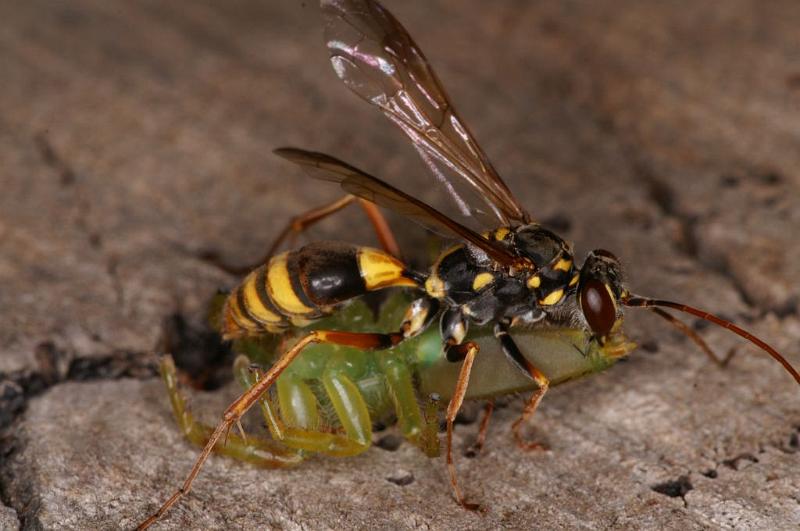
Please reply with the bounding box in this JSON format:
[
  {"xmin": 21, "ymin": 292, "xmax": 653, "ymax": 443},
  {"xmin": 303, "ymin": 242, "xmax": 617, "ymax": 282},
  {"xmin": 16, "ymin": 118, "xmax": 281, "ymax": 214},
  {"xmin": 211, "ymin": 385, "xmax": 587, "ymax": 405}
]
[{"xmin": 0, "ymin": 1, "xmax": 799, "ymax": 529}]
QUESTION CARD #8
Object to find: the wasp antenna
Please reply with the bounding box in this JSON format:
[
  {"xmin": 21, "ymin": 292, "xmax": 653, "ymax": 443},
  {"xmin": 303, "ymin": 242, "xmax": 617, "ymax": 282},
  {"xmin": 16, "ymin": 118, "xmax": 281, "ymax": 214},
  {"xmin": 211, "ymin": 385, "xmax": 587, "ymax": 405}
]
[
  {"xmin": 646, "ymin": 306, "xmax": 728, "ymax": 367},
  {"xmin": 623, "ymin": 295, "xmax": 800, "ymax": 385}
]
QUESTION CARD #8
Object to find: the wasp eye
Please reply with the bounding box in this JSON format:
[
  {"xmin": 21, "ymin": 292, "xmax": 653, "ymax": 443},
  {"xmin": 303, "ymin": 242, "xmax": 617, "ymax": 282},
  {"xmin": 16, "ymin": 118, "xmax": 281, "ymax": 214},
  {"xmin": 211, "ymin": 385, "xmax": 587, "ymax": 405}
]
[{"xmin": 580, "ymin": 279, "xmax": 617, "ymax": 338}]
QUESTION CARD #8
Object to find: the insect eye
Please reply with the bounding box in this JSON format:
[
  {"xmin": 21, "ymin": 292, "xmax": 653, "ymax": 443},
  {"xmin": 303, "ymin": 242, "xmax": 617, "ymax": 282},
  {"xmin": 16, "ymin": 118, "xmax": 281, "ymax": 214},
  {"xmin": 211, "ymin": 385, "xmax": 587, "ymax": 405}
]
[{"xmin": 580, "ymin": 278, "xmax": 617, "ymax": 338}]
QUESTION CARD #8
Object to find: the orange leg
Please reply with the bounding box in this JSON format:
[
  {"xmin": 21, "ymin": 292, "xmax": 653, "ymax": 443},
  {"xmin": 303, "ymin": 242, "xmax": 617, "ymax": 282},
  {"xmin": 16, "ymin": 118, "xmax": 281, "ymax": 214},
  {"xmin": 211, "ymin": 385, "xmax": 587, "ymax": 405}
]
[
  {"xmin": 494, "ymin": 323, "xmax": 550, "ymax": 451},
  {"xmin": 357, "ymin": 199, "xmax": 401, "ymax": 258},
  {"xmin": 210, "ymin": 195, "xmax": 400, "ymax": 274},
  {"xmin": 444, "ymin": 341, "xmax": 481, "ymax": 511},
  {"xmin": 466, "ymin": 400, "xmax": 494, "ymax": 458},
  {"xmin": 511, "ymin": 370, "xmax": 549, "ymax": 452}
]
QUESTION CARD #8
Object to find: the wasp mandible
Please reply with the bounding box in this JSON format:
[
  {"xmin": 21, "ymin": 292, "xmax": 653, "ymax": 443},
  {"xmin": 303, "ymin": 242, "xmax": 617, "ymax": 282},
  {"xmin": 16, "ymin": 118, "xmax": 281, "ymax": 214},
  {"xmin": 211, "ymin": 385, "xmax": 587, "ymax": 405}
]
[{"xmin": 137, "ymin": 0, "xmax": 800, "ymax": 528}]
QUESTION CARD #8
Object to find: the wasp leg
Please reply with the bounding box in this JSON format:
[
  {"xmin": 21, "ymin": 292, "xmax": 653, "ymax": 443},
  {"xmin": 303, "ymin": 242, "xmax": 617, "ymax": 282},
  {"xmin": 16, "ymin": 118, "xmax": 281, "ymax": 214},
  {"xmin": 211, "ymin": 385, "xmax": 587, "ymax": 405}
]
[
  {"xmin": 356, "ymin": 198, "xmax": 401, "ymax": 258},
  {"xmin": 466, "ymin": 400, "xmax": 495, "ymax": 458},
  {"xmin": 138, "ymin": 328, "xmax": 424, "ymax": 530},
  {"xmin": 494, "ymin": 323, "xmax": 550, "ymax": 451},
  {"xmin": 439, "ymin": 308, "xmax": 482, "ymax": 508},
  {"xmin": 444, "ymin": 341, "xmax": 481, "ymax": 511},
  {"xmin": 212, "ymin": 195, "xmax": 401, "ymax": 274},
  {"xmin": 266, "ymin": 195, "xmax": 358, "ymax": 260},
  {"xmin": 160, "ymin": 355, "xmax": 303, "ymax": 467},
  {"xmin": 266, "ymin": 196, "xmax": 400, "ymax": 259}
]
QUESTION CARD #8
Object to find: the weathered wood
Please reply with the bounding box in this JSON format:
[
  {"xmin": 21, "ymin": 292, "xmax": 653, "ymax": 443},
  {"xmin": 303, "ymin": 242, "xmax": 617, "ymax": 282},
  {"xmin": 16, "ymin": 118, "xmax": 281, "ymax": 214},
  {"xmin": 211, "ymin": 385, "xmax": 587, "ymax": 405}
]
[{"xmin": 0, "ymin": 1, "xmax": 798, "ymax": 528}]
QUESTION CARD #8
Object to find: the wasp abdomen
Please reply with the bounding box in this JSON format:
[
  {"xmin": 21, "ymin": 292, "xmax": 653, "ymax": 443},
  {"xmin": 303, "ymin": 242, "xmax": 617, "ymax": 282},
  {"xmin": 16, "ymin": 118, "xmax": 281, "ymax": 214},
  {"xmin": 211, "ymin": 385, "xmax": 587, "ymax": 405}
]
[
  {"xmin": 292, "ymin": 242, "xmax": 365, "ymax": 305},
  {"xmin": 223, "ymin": 242, "xmax": 417, "ymax": 338}
]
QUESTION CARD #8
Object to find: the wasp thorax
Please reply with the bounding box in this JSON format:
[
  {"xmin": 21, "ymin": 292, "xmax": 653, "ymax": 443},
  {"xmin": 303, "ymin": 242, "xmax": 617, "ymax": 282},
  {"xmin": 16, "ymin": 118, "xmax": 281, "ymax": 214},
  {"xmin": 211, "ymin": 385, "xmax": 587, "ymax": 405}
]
[
  {"xmin": 512, "ymin": 225, "xmax": 568, "ymax": 266},
  {"xmin": 511, "ymin": 225, "xmax": 575, "ymax": 307},
  {"xmin": 578, "ymin": 250, "xmax": 624, "ymax": 339}
]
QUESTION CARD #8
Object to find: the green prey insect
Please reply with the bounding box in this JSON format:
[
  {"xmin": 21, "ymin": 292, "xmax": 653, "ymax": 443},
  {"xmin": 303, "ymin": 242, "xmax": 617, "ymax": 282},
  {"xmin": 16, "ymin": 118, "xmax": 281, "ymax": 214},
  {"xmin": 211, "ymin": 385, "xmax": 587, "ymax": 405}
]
[
  {"xmin": 152, "ymin": 291, "xmax": 635, "ymax": 520},
  {"xmin": 159, "ymin": 292, "xmax": 633, "ymax": 468}
]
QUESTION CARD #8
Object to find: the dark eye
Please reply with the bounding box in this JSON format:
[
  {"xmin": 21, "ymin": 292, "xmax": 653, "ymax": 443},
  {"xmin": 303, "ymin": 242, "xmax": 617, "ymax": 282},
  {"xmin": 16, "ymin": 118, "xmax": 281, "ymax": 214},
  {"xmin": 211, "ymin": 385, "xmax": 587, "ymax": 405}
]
[{"xmin": 580, "ymin": 279, "xmax": 617, "ymax": 338}]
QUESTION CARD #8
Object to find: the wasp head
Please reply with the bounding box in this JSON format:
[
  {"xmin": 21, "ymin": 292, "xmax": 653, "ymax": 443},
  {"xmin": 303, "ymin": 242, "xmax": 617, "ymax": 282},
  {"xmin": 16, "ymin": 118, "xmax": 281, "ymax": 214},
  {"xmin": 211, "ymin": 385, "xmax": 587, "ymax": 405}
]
[{"xmin": 577, "ymin": 249, "xmax": 625, "ymax": 343}]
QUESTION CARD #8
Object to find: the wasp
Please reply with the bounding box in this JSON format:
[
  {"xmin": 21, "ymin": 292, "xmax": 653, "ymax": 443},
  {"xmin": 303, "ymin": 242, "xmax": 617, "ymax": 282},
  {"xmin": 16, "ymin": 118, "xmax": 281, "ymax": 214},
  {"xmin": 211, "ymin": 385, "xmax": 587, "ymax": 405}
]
[{"xmin": 137, "ymin": 0, "xmax": 800, "ymax": 528}]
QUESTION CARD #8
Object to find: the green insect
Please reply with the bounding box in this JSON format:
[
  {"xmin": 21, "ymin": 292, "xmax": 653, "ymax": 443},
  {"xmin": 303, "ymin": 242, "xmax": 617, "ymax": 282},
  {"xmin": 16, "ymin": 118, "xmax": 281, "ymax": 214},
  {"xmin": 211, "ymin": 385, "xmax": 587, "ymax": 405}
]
[
  {"xmin": 149, "ymin": 290, "xmax": 633, "ymax": 529},
  {"xmin": 136, "ymin": 0, "xmax": 800, "ymax": 528},
  {"xmin": 162, "ymin": 291, "xmax": 631, "ymax": 462}
]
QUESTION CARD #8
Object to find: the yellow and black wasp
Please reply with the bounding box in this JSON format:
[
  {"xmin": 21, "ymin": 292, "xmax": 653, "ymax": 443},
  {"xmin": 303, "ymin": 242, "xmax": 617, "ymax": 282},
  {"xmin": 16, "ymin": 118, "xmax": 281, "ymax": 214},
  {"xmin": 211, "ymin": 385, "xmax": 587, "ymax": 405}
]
[{"xmin": 137, "ymin": 0, "xmax": 800, "ymax": 527}]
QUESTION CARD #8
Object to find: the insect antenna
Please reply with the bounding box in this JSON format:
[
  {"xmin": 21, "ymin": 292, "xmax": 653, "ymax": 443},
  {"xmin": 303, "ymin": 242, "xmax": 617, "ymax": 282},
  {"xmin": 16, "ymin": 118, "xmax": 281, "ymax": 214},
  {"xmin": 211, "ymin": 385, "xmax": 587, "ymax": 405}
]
[
  {"xmin": 622, "ymin": 295, "xmax": 800, "ymax": 385},
  {"xmin": 647, "ymin": 306, "xmax": 733, "ymax": 367}
]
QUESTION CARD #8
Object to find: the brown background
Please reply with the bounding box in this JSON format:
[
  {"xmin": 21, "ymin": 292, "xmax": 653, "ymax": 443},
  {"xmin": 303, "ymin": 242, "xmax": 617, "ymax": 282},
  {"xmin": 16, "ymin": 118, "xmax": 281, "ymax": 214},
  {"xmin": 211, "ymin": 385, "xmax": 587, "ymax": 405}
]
[{"xmin": 0, "ymin": 1, "xmax": 799, "ymax": 529}]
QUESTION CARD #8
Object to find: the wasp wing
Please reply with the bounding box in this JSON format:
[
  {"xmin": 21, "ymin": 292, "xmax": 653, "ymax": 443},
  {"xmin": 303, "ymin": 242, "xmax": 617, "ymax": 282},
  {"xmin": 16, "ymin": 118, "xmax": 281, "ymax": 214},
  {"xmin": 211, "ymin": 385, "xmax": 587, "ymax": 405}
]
[
  {"xmin": 321, "ymin": 0, "xmax": 530, "ymax": 229},
  {"xmin": 274, "ymin": 147, "xmax": 520, "ymax": 267}
]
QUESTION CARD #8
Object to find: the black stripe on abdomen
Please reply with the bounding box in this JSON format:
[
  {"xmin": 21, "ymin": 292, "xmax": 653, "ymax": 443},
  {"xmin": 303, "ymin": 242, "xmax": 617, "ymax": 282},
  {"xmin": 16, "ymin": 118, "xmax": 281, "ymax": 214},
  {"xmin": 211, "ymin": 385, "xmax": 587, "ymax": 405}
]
[{"xmin": 292, "ymin": 242, "xmax": 367, "ymax": 306}]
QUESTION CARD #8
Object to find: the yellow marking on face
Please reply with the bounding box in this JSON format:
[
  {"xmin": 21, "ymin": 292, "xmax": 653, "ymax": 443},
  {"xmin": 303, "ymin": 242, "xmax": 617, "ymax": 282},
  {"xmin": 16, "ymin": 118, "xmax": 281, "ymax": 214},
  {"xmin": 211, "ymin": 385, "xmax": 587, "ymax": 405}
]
[
  {"xmin": 267, "ymin": 252, "xmax": 314, "ymax": 315},
  {"xmin": 539, "ymin": 288, "xmax": 564, "ymax": 306},
  {"xmin": 472, "ymin": 272, "xmax": 494, "ymax": 291},
  {"xmin": 527, "ymin": 275, "xmax": 541, "ymax": 289},
  {"xmin": 604, "ymin": 282, "xmax": 618, "ymax": 313},
  {"xmin": 358, "ymin": 248, "xmax": 416, "ymax": 290},
  {"xmin": 569, "ymin": 272, "xmax": 579, "ymax": 287},
  {"xmin": 553, "ymin": 258, "xmax": 572, "ymax": 272},
  {"xmin": 242, "ymin": 271, "xmax": 283, "ymax": 324},
  {"xmin": 425, "ymin": 275, "xmax": 445, "ymax": 298},
  {"xmin": 494, "ymin": 227, "xmax": 510, "ymax": 241}
]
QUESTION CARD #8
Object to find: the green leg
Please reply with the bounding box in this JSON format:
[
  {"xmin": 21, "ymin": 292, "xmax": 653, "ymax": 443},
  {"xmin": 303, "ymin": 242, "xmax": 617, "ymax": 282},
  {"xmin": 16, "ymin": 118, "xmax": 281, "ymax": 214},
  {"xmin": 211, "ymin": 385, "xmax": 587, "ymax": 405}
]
[
  {"xmin": 160, "ymin": 356, "xmax": 303, "ymax": 467},
  {"xmin": 320, "ymin": 369, "xmax": 372, "ymax": 456},
  {"xmin": 380, "ymin": 356, "xmax": 440, "ymax": 457},
  {"xmin": 234, "ymin": 355, "xmax": 371, "ymax": 457}
]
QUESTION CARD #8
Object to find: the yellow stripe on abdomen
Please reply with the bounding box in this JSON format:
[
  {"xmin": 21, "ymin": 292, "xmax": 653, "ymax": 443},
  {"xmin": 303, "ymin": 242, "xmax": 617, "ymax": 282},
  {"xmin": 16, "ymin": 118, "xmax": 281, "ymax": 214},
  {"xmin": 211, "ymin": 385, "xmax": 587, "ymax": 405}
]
[
  {"xmin": 241, "ymin": 269, "xmax": 284, "ymax": 325},
  {"xmin": 222, "ymin": 288, "xmax": 261, "ymax": 339},
  {"xmin": 267, "ymin": 252, "xmax": 315, "ymax": 316},
  {"xmin": 357, "ymin": 248, "xmax": 416, "ymax": 290}
]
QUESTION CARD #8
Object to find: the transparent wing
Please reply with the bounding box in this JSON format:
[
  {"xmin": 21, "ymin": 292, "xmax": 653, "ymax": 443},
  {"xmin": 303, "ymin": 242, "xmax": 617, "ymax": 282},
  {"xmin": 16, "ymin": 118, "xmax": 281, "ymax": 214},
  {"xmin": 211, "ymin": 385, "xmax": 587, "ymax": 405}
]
[
  {"xmin": 321, "ymin": 0, "xmax": 530, "ymax": 229},
  {"xmin": 274, "ymin": 148, "xmax": 522, "ymax": 267}
]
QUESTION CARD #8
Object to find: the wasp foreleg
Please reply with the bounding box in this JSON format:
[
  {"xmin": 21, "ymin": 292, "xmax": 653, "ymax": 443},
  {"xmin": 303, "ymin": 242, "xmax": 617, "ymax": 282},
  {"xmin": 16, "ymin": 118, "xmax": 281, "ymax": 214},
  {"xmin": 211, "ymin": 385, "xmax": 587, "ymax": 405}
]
[
  {"xmin": 444, "ymin": 340, "xmax": 481, "ymax": 511},
  {"xmin": 439, "ymin": 308, "xmax": 484, "ymax": 508},
  {"xmin": 495, "ymin": 323, "xmax": 550, "ymax": 451}
]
